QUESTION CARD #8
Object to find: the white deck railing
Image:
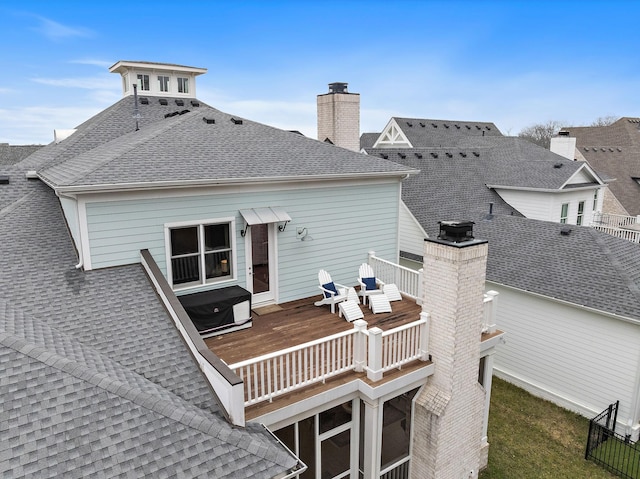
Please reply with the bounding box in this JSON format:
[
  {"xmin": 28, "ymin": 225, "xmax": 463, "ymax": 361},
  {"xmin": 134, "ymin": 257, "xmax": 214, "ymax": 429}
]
[
  {"xmin": 592, "ymin": 225, "xmax": 640, "ymax": 243},
  {"xmin": 229, "ymin": 315, "xmax": 430, "ymax": 407},
  {"xmin": 368, "ymin": 252, "xmax": 423, "ymax": 301}
]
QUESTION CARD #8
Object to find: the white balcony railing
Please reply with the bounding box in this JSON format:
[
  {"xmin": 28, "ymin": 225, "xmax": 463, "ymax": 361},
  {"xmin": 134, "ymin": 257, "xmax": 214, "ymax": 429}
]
[
  {"xmin": 229, "ymin": 314, "xmax": 430, "ymax": 407},
  {"xmin": 592, "ymin": 213, "xmax": 640, "ymax": 243},
  {"xmin": 368, "ymin": 252, "xmax": 423, "ymax": 301}
]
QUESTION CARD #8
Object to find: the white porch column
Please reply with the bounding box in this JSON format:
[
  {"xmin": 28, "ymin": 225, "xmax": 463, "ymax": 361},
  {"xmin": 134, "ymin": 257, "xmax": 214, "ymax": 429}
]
[
  {"xmin": 362, "ymin": 398, "xmax": 382, "ymax": 479},
  {"xmin": 367, "ymin": 327, "xmax": 383, "ymax": 381},
  {"xmin": 353, "ymin": 319, "xmax": 368, "ymax": 372}
]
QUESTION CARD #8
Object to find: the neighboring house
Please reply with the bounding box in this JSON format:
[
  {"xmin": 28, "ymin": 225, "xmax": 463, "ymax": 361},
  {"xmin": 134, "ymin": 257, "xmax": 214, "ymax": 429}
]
[
  {"xmin": 364, "ymin": 117, "xmax": 606, "ymax": 227},
  {"xmin": 1, "ymin": 61, "xmax": 505, "ymax": 479},
  {"xmin": 355, "ymin": 115, "xmax": 640, "ymax": 440},
  {"xmin": 551, "ymin": 118, "xmax": 640, "ymax": 217},
  {"xmin": 0, "ymin": 143, "xmax": 43, "ymax": 165}
]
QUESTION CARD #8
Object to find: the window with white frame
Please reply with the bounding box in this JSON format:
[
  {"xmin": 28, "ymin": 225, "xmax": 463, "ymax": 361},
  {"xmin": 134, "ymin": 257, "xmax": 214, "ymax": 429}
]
[
  {"xmin": 137, "ymin": 74, "xmax": 150, "ymax": 91},
  {"xmin": 168, "ymin": 220, "xmax": 234, "ymax": 288},
  {"xmin": 177, "ymin": 77, "xmax": 189, "ymax": 94},
  {"xmin": 577, "ymin": 201, "xmax": 585, "ymax": 225},
  {"xmin": 560, "ymin": 203, "xmax": 569, "ymax": 224},
  {"xmin": 593, "ymin": 190, "xmax": 599, "ymax": 211},
  {"xmin": 158, "ymin": 75, "xmax": 169, "ymax": 92}
]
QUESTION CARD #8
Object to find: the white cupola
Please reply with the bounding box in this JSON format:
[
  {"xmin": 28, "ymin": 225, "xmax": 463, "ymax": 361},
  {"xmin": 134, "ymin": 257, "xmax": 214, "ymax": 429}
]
[{"xmin": 109, "ymin": 61, "xmax": 207, "ymax": 98}]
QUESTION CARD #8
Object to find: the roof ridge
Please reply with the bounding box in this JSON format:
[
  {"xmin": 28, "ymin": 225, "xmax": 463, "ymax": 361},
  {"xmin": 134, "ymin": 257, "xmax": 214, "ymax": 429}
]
[
  {"xmin": 588, "ymin": 228, "xmax": 640, "ymax": 299},
  {"xmin": 40, "ymin": 111, "xmax": 198, "ymax": 186},
  {"xmin": 0, "ymin": 189, "xmax": 36, "ymax": 218},
  {"xmin": 0, "ymin": 329, "xmax": 238, "ymax": 439}
]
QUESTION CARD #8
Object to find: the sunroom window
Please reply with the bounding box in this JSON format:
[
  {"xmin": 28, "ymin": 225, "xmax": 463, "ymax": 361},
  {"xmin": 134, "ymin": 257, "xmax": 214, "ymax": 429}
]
[{"xmin": 169, "ymin": 221, "xmax": 233, "ymax": 288}]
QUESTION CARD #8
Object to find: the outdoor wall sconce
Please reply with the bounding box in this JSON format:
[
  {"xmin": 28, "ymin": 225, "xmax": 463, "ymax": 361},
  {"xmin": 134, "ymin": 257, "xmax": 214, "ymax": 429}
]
[
  {"xmin": 240, "ymin": 224, "xmax": 250, "ymax": 237},
  {"xmin": 297, "ymin": 228, "xmax": 313, "ymax": 241}
]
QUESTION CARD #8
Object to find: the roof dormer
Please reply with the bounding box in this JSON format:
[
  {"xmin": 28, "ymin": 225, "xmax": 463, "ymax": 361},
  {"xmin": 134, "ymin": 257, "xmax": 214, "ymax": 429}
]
[{"xmin": 109, "ymin": 60, "xmax": 207, "ymax": 98}]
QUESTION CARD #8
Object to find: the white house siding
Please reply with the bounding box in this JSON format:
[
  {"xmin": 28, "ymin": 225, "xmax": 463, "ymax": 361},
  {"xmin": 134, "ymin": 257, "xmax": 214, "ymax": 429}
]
[
  {"xmin": 496, "ymin": 188, "xmax": 599, "ymax": 225},
  {"xmin": 566, "ymin": 168, "xmax": 595, "ymax": 185},
  {"xmin": 399, "ymin": 201, "xmax": 427, "ymax": 257},
  {"xmin": 491, "ymin": 283, "xmax": 640, "ymax": 433},
  {"xmin": 83, "ymin": 179, "xmax": 401, "ymax": 303}
]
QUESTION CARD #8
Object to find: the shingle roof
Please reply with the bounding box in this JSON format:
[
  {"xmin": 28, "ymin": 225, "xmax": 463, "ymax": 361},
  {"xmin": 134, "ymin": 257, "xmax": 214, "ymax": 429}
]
[
  {"xmin": 476, "ymin": 216, "xmax": 640, "ymax": 321},
  {"xmin": 391, "ymin": 117, "xmax": 502, "ymax": 147},
  {"xmin": 0, "ymin": 144, "xmax": 44, "ymax": 165},
  {"xmin": 29, "ymin": 97, "xmax": 415, "ymax": 190},
  {"xmin": 0, "ymin": 167, "xmax": 299, "ymax": 477},
  {"xmin": 560, "ymin": 118, "xmax": 640, "ymax": 215}
]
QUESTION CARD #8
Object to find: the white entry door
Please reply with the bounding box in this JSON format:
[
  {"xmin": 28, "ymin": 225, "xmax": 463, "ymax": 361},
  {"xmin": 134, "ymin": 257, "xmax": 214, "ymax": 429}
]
[{"xmin": 246, "ymin": 223, "xmax": 276, "ymax": 304}]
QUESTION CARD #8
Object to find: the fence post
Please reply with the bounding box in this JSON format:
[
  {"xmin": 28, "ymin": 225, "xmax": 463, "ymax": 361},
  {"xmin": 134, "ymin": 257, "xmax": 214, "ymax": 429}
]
[
  {"xmin": 367, "ymin": 327, "xmax": 383, "ymax": 381},
  {"xmin": 353, "ymin": 319, "xmax": 368, "ymax": 372}
]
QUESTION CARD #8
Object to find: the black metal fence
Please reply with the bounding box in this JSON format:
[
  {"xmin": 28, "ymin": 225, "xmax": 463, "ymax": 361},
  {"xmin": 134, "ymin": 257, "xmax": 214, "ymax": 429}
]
[{"xmin": 585, "ymin": 401, "xmax": 640, "ymax": 479}]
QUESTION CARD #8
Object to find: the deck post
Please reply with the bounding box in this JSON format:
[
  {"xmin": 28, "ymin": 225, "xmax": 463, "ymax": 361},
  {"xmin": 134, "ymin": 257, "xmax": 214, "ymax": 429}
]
[
  {"xmin": 367, "ymin": 327, "xmax": 383, "ymax": 381},
  {"xmin": 419, "ymin": 312, "xmax": 430, "ymax": 361},
  {"xmin": 353, "ymin": 319, "xmax": 368, "ymax": 372}
]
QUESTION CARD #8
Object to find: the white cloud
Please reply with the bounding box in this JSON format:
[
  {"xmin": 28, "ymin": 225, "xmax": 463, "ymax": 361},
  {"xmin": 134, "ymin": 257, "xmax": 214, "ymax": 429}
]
[
  {"xmin": 31, "ymin": 76, "xmax": 116, "ymax": 91},
  {"xmin": 69, "ymin": 59, "xmax": 113, "ymax": 68},
  {"xmin": 32, "ymin": 15, "xmax": 93, "ymax": 41}
]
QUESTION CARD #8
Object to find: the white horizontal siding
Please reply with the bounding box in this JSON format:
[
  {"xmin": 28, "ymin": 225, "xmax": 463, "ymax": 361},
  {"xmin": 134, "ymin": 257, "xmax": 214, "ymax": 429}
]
[
  {"xmin": 399, "ymin": 201, "xmax": 426, "ymax": 257},
  {"xmin": 496, "ymin": 188, "xmax": 599, "ymax": 225},
  {"xmin": 85, "ymin": 181, "xmax": 401, "ymax": 303},
  {"xmin": 491, "ymin": 283, "xmax": 640, "ymax": 429}
]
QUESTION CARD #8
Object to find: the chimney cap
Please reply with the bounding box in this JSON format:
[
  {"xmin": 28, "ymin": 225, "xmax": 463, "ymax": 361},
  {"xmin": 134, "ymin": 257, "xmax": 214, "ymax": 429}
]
[
  {"xmin": 427, "ymin": 220, "xmax": 488, "ymax": 248},
  {"xmin": 328, "ymin": 82, "xmax": 349, "ymax": 94}
]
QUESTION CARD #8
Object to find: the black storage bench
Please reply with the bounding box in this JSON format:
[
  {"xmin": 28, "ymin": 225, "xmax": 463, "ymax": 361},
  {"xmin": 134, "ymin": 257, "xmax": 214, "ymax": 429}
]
[{"xmin": 178, "ymin": 285, "xmax": 252, "ymax": 338}]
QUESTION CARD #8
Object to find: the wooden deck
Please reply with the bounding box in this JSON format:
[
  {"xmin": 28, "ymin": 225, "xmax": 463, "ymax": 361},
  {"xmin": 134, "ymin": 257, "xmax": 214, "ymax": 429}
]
[{"xmin": 205, "ymin": 295, "xmax": 423, "ymax": 366}]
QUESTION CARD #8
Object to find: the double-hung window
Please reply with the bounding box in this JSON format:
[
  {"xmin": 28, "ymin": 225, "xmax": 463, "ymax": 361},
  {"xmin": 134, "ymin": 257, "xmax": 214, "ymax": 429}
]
[
  {"xmin": 167, "ymin": 219, "xmax": 234, "ymax": 288},
  {"xmin": 137, "ymin": 74, "xmax": 150, "ymax": 91},
  {"xmin": 593, "ymin": 190, "xmax": 599, "ymax": 211},
  {"xmin": 158, "ymin": 75, "xmax": 169, "ymax": 92},
  {"xmin": 577, "ymin": 201, "xmax": 585, "ymax": 225},
  {"xmin": 178, "ymin": 77, "xmax": 189, "ymax": 94},
  {"xmin": 560, "ymin": 203, "xmax": 569, "ymax": 224}
]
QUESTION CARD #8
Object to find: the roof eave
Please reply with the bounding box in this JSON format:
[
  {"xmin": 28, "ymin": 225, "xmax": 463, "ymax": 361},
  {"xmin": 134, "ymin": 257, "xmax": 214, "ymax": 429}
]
[
  {"xmin": 487, "ymin": 184, "xmax": 601, "ymax": 193},
  {"xmin": 45, "ymin": 170, "xmax": 420, "ymax": 194}
]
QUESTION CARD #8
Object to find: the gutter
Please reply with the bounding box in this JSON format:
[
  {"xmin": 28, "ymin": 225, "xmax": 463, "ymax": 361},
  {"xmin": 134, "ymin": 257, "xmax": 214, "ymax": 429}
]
[
  {"xmin": 40, "ymin": 170, "xmax": 420, "ymax": 195},
  {"xmin": 486, "ymin": 184, "xmax": 601, "ymax": 193}
]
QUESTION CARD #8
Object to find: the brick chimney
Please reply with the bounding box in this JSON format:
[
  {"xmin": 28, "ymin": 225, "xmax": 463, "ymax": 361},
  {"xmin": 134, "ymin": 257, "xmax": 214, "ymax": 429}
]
[
  {"xmin": 317, "ymin": 82, "xmax": 360, "ymax": 152},
  {"xmin": 411, "ymin": 221, "xmax": 488, "ymax": 479}
]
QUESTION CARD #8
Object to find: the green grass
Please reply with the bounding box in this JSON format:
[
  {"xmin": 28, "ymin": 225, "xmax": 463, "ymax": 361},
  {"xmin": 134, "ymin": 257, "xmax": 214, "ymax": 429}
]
[
  {"xmin": 590, "ymin": 435, "xmax": 640, "ymax": 478},
  {"xmin": 480, "ymin": 377, "xmax": 617, "ymax": 479}
]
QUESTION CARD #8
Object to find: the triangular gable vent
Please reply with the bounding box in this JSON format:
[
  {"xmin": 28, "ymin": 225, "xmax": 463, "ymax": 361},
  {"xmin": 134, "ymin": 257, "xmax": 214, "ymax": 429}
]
[{"xmin": 373, "ymin": 120, "xmax": 412, "ymax": 148}]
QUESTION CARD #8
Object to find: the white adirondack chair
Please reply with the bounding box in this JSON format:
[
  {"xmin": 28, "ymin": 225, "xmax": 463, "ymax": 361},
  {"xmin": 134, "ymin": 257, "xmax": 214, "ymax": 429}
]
[
  {"xmin": 357, "ymin": 263, "xmax": 385, "ymax": 306},
  {"xmin": 314, "ymin": 270, "xmax": 349, "ymax": 314}
]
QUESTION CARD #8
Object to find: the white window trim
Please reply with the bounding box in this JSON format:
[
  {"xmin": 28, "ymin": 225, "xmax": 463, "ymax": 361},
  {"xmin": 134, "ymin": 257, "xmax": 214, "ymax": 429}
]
[
  {"xmin": 577, "ymin": 201, "xmax": 585, "ymax": 225},
  {"xmin": 164, "ymin": 216, "xmax": 237, "ymax": 290},
  {"xmin": 560, "ymin": 203, "xmax": 569, "ymax": 224}
]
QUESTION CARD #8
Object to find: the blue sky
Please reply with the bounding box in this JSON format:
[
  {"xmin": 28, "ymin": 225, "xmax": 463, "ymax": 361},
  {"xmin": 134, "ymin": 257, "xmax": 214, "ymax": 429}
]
[{"xmin": 1, "ymin": 0, "xmax": 639, "ymax": 144}]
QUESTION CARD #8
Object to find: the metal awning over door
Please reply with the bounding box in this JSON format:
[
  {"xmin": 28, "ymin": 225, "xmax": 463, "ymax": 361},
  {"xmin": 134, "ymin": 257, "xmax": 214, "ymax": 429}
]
[{"xmin": 239, "ymin": 207, "xmax": 291, "ymax": 236}]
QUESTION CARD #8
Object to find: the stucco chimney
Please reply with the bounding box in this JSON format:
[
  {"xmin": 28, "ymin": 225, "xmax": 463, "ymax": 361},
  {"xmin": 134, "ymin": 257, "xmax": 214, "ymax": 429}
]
[
  {"xmin": 317, "ymin": 82, "xmax": 360, "ymax": 152},
  {"xmin": 550, "ymin": 131, "xmax": 577, "ymax": 160},
  {"xmin": 411, "ymin": 221, "xmax": 488, "ymax": 479}
]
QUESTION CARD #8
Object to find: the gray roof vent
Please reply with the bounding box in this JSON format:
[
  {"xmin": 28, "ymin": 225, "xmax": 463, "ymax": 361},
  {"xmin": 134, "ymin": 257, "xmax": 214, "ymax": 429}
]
[
  {"xmin": 406, "ymin": 121, "xmax": 413, "ymax": 127},
  {"xmin": 419, "ymin": 122, "xmax": 425, "ymax": 127},
  {"xmin": 554, "ymin": 162, "xmax": 563, "ymax": 168},
  {"xmin": 460, "ymin": 152, "xmax": 467, "ymax": 158},
  {"xmin": 159, "ymin": 98, "xmax": 168, "ymax": 106},
  {"xmin": 328, "ymin": 82, "xmax": 348, "ymax": 93},
  {"xmin": 430, "ymin": 152, "xmax": 438, "ymax": 158},
  {"xmin": 175, "ymin": 99, "xmax": 184, "ymax": 106},
  {"xmin": 190, "ymin": 100, "xmax": 200, "ymax": 107},
  {"xmin": 446, "ymin": 152, "xmax": 453, "ymax": 158},
  {"xmin": 230, "ymin": 118, "xmax": 243, "ymax": 125},
  {"xmin": 139, "ymin": 97, "xmax": 149, "ymax": 105},
  {"xmin": 398, "ymin": 152, "xmax": 406, "ymax": 159},
  {"xmin": 179, "ymin": 109, "xmax": 190, "ymax": 115},
  {"xmin": 431, "ymin": 123, "xmax": 438, "ymax": 128},
  {"xmin": 380, "ymin": 153, "xmax": 388, "ymax": 159},
  {"xmin": 558, "ymin": 130, "xmax": 570, "ymax": 136},
  {"xmin": 203, "ymin": 117, "xmax": 215, "ymax": 124},
  {"xmin": 455, "ymin": 124, "xmax": 460, "ymax": 129},
  {"xmin": 473, "ymin": 152, "xmax": 480, "ymax": 157},
  {"xmin": 164, "ymin": 112, "xmax": 179, "ymax": 118},
  {"xmin": 465, "ymin": 125, "xmax": 471, "ymax": 129},
  {"xmin": 415, "ymin": 152, "xmax": 423, "ymax": 158},
  {"xmin": 0, "ymin": 175, "xmax": 9, "ymax": 184},
  {"xmin": 561, "ymin": 227, "xmax": 572, "ymax": 236},
  {"xmin": 444, "ymin": 123, "xmax": 449, "ymax": 128}
]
